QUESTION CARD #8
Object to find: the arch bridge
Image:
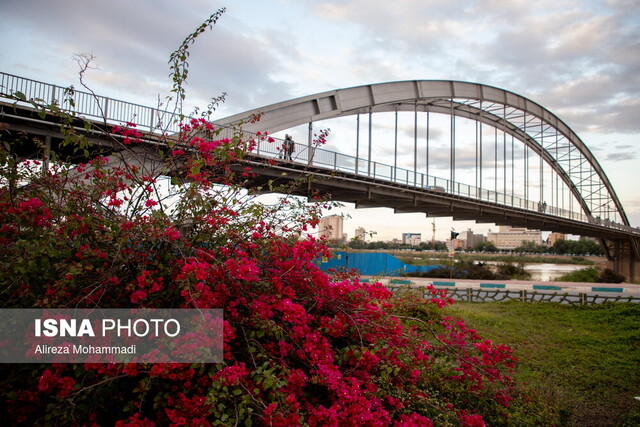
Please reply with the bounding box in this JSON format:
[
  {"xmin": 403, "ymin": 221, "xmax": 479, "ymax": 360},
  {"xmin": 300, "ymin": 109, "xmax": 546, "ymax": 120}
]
[{"xmin": 1, "ymin": 72, "xmax": 638, "ymax": 280}]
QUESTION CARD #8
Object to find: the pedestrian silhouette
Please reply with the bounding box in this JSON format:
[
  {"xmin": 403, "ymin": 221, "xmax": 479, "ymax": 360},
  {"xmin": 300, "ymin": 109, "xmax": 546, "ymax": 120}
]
[{"xmin": 283, "ymin": 134, "xmax": 295, "ymax": 160}]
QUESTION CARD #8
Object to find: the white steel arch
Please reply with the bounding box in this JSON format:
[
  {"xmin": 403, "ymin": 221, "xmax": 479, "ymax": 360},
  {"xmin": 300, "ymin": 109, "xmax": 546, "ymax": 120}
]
[{"xmin": 214, "ymin": 80, "xmax": 630, "ymax": 227}]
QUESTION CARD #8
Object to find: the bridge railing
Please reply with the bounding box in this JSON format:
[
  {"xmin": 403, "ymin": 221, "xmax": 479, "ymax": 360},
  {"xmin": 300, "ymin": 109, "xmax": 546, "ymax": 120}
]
[
  {"xmin": 0, "ymin": 71, "xmax": 247, "ymax": 149},
  {"xmin": 2, "ymin": 71, "xmax": 637, "ymax": 234},
  {"xmin": 0, "ymin": 71, "xmax": 184, "ymax": 134},
  {"xmin": 277, "ymin": 138, "xmax": 594, "ymax": 223},
  {"xmin": 274, "ymin": 139, "xmax": 638, "ymax": 234}
]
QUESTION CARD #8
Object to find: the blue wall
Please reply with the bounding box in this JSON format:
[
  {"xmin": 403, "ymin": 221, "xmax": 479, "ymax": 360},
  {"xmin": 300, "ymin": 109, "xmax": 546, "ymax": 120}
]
[{"xmin": 319, "ymin": 251, "xmax": 441, "ymax": 276}]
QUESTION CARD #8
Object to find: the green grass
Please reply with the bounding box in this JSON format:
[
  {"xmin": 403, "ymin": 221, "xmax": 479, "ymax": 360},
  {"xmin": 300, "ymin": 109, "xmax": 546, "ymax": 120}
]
[{"xmin": 442, "ymin": 301, "xmax": 640, "ymax": 426}]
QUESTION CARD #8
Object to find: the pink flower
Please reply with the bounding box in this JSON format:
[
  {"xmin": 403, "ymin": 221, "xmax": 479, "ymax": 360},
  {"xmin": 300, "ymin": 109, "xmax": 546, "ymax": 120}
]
[
  {"xmin": 130, "ymin": 290, "xmax": 147, "ymax": 304},
  {"xmin": 164, "ymin": 226, "xmax": 181, "ymax": 241}
]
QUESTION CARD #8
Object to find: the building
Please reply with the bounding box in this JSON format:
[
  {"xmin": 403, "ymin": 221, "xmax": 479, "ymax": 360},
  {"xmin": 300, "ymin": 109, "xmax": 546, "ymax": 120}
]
[
  {"xmin": 487, "ymin": 226, "xmax": 542, "ymax": 250},
  {"xmin": 459, "ymin": 229, "xmax": 487, "ymax": 249},
  {"xmin": 355, "ymin": 227, "xmax": 367, "ymax": 241},
  {"xmin": 318, "ymin": 215, "xmax": 345, "ymax": 242},
  {"xmin": 452, "ymin": 238, "xmax": 466, "ymax": 250},
  {"xmin": 402, "ymin": 233, "xmax": 422, "ymax": 246},
  {"xmin": 548, "ymin": 233, "xmax": 565, "ymax": 246}
]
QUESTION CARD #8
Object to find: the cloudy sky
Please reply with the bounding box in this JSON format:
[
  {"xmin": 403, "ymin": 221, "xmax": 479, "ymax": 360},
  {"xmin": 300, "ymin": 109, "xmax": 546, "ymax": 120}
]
[{"xmin": 1, "ymin": 0, "xmax": 639, "ymax": 240}]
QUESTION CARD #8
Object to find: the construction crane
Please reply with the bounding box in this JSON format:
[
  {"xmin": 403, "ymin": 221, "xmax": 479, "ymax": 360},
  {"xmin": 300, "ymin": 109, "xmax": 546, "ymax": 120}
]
[{"xmin": 431, "ymin": 219, "xmax": 436, "ymax": 246}]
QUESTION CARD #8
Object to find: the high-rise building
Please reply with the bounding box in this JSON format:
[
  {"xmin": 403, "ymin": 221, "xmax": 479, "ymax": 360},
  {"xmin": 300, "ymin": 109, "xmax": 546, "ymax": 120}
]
[
  {"xmin": 548, "ymin": 233, "xmax": 565, "ymax": 246},
  {"xmin": 459, "ymin": 229, "xmax": 487, "ymax": 249},
  {"xmin": 318, "ymin": 215, "xmax": 345, "ymax": 242},
  {"xmin": 355, "ymin": 227, "xmax": 367, "ymax": 241}
]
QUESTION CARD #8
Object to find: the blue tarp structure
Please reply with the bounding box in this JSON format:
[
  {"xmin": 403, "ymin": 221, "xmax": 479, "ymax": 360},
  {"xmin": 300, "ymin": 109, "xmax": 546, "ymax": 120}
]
[{"xmin": 319, "ymin": 251, "xmax": 441, "ymax": 276}]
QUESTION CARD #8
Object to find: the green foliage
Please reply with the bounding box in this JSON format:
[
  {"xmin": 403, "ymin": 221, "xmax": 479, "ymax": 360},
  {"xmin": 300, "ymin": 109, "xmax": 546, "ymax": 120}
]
[
  {"xmin": 496, "ymin": 262, "xmax": 531, "ymax": 280},
  {"xmin": 168, "ymin": 8, "xmax": 227, "ymax": 114},
  {"xmin": 417, "ymin": 241, "xmax": 448, "ymax": 251},
  {"xmin": 345, "ymin": 240, "xmax": 448, "ymax": 251},
  {"xmin": 557, "ymin": 267, "xmax": 601, "ymax": 282},
  {"xmin": 554, "ymin": 267, "xmax": 601, "ymax": 282},
  {"xmin": 408, "ymin": 259, "xmax": 500, "ymax": 280},
  {"xmin": 596, "ymin": 268, "xmax": 626, "ymax": 283},
  {"xmin": 405, "ymin": 259, "xmax": 532, "ymax": 280},
  {"xmin": 552, "ymin": 238, "xmax": 603, "ymax": 256},
  {"xmin": 472, "ymin": 241, "xmax": 499, "ymax": 252},
  {"xmin": 513, "ymin": 240, "xmax": 547, "ymax": 254},
  {"xmin": 394, "ymin": 250, "xmax": 596, "ymax": 266}
]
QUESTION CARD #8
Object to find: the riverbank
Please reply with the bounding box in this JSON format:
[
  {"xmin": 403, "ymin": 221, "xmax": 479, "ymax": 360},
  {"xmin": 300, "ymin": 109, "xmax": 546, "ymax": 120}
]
[
  {"xmin": 383, "ymin": 249, "xmax": 606, "ymax": 267},
  {"xmin": 325, "ymin": 250, "xmax": 626, "ymax": 282}
]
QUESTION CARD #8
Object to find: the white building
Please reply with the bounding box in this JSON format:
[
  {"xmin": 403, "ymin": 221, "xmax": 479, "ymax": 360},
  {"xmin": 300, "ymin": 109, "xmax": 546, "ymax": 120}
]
[{"xmin": 402, "ymin": 233, "xmax": 422, "ymax": 246}]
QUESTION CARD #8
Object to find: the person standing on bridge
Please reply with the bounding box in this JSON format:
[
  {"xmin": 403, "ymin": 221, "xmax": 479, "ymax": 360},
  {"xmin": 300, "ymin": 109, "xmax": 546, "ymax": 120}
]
[{"xmin": 283, "ymin": 134, "xmax": 295, "ymax": 161}]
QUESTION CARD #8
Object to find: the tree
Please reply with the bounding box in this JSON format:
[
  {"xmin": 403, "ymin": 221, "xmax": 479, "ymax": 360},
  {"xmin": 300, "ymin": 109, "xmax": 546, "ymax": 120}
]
[
  {"xmin": 551, "ymin": 238, "xmax": 603, "ymax": 256},
  {"xmin": 0, "ymin": 10, "xmax": 544, "ymax": 426},
  {"xmin": 418, "ymin": 241, "xmax": 447, "ymax": 251},
  {"xmin": 514, "ymin": 241, "xmax": 547, "ymax": 254},
  {"xmin": 347, "ymin": 237, "xmax": 367, "ymax": 249},
  {"xmin": 472, "ymin": 241, "xmax": 499, "ymax": 253}
]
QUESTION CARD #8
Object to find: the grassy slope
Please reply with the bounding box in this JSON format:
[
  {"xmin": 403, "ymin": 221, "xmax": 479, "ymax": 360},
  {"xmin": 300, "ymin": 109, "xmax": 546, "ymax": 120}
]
[{"xmin": 442, "ymin": 301, "xmax": 640, "ymax": 426}]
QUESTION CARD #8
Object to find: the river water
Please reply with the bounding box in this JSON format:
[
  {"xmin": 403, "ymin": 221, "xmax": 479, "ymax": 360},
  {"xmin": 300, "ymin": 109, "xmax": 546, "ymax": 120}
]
[
  {"xmin": 478, "ymin": 260, "xmax": 588, "ymax": 282},
  {"xmin": 522, "ymin": 263, "xmax": 586, "ymax": 281},
  {"xmin": 417, "ymin": 255, "xmax": 596, "ymax": 282}
]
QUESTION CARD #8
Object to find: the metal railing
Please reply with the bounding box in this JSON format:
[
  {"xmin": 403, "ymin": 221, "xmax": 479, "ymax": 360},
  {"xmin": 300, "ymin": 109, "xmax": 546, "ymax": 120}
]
[
  {"xmin": 386, "ymin": 285, "xmax": 640, "ymax": 305},
  {"xmin": 2, "ymin": 71, "xmax": 637, "ymax": 234},
  {"xmin": 252, "ymin": 136, "xmax": 638, "ymax": 234},
  {"xmin": 0, "ymin": 71, "xmax": 184, "ymax": 134}
]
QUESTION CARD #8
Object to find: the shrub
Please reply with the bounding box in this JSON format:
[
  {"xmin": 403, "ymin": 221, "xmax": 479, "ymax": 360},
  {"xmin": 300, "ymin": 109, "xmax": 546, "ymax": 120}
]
[
  {"xmin": 496, "ymin": 262, "xmax": 531, "ymax": 280},
  {"xmin": 0, "ymin": 10, "xmax": 543, "ymax": 425},
  {"xmin": 554, "ymin": 267, "xmax": 600, "ymax": 282},
  {"xmin": 596, "ymin": 268, "xmax": 626, "ymax": 283}
]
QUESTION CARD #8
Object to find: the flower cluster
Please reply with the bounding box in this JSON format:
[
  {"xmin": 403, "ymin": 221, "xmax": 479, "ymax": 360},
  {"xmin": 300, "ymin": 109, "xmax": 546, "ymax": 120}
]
[{"xmin": 112, "ymin": 122, "xmax": 143, "ymax": 145}]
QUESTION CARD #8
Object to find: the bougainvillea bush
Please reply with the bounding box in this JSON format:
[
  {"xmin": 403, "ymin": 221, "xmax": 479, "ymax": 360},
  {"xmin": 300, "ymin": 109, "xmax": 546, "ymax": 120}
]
[
  {"xmin": 0, "ymin": 10, "xmax": 550, "ymax": 426},
  {"xmin": 0, "ymin": 118, "xmax": 549, "ymax": 426}
]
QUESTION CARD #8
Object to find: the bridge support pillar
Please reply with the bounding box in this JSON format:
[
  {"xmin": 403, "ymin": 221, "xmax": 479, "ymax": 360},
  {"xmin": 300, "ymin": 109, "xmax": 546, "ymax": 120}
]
[{"xmin": 608, "ymin": 239, "xmax": 640, "ymax": 283}]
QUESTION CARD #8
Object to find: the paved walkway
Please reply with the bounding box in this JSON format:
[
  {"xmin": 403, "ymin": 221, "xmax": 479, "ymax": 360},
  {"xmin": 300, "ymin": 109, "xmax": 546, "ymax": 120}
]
[{"xmin": 364, "ymin": 276, "xmax": 640, "ymax": 295}]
